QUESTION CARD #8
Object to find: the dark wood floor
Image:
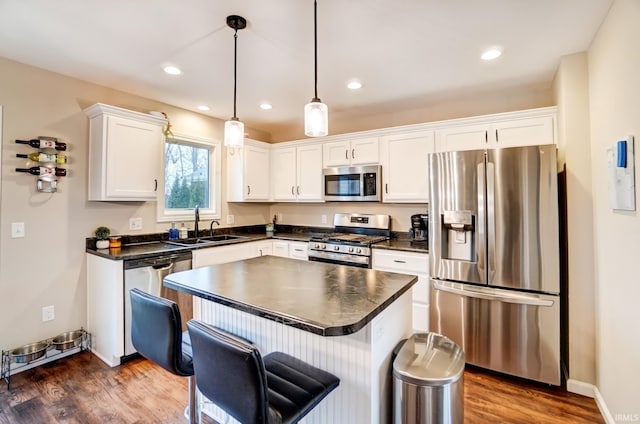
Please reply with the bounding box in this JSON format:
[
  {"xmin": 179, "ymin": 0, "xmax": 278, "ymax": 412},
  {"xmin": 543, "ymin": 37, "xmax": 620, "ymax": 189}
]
[{"xmin": 0, "ymin": 351, "xmax": 603, "ymax": 423}]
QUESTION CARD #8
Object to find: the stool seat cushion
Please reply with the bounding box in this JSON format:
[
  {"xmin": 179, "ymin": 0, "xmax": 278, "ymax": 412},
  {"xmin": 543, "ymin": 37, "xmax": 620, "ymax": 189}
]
[{"xmin": 264, "ymin": 352, "xmax": 340, "ymax": 424}]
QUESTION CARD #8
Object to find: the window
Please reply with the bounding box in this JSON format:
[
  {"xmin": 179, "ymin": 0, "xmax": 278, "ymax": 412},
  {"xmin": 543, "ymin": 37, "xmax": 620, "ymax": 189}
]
[{"xmin": 157, "ymin": 133, "xmax": 221, "ymax": 223}]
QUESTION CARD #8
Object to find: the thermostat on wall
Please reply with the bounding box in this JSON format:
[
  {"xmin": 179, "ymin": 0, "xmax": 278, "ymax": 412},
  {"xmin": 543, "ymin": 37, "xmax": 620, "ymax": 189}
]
[{"xmin": 608, "ymin": 135, "xmax": 636, "ymax": 211}]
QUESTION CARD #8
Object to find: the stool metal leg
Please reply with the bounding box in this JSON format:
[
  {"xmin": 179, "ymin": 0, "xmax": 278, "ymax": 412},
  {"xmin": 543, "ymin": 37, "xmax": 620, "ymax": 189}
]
[{"xmin": 184, "ymin": 375, "xmax": 200, "ymax": 424}]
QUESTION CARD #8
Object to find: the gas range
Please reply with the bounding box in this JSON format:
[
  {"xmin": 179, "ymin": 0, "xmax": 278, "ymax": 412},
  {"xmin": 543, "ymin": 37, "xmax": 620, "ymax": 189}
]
[{"xmin": 308, "ymin": 213, "xmax": 391, "ymax": 268}]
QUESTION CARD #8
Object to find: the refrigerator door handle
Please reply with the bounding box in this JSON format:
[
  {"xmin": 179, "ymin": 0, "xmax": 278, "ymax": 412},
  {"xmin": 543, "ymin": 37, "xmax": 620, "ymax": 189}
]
[
  {"xmin": 486, "ymin": 161, "xmax": 496, "ymax": 281},
  {"xmin": 477, "ymin": 162, "xmax": 486, "ymax": 279},
  {"xmin": 432, "ymin": 280, "xmax": 555, "ymax": 307}
]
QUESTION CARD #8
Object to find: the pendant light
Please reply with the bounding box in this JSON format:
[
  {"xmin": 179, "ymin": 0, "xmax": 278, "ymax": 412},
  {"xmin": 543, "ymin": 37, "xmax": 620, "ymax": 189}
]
[
  {"xmin": 224, "ymin": 15, "xmax": 247, "ymax": 151},
  {"xmin": 304, "ymin": 0, "xmax": 328, "ymax": 137}
]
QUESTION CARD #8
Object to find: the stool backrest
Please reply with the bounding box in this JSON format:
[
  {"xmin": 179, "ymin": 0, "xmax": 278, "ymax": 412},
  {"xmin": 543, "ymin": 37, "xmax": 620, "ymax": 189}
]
[
  {"xmin": 187, "ymin": 320, "xmax": 271, "ymax": 423},
  {"xmin": 130, "ymin": 288, "xmax": 192, "ymax": 376}
]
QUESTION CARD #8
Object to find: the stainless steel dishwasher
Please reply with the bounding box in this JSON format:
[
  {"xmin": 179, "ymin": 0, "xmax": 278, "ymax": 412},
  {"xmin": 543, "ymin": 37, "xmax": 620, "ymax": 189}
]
[{"xmin": 123, "ymin": 250, "xmax": 192, "ymax": 357}]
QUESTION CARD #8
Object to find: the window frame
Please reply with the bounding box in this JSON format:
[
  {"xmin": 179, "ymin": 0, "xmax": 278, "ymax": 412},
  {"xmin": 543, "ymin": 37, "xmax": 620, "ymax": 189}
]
[{"xmin": 156, "ymin": 132, "xmax": 221, "ymax": 223}]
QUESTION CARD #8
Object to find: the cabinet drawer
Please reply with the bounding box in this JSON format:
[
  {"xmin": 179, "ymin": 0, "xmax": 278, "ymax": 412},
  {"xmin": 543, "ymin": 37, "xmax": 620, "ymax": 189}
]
[
  {"xmin": 372, "ymin": 249, "xmax": 428, "ymax": 274},
  {"xmin": 412, "ymin": 278, "xmax": 430, "ymax": 304},
  {"xmin": 288, "ymin": 242, "xmax": 308, "ymax": 260}
]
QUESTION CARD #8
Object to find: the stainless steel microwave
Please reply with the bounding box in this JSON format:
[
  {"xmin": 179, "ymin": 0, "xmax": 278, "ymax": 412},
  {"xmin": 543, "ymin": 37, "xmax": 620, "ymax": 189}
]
[{"xmin": 323, "ymin": 165, "xmax": 381, "ymax": 201}]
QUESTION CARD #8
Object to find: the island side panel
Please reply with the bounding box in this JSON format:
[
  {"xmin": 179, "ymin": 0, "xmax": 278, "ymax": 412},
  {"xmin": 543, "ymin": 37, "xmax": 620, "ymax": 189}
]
[{"xmin": 193, "ymin": 292, "xmax": 412, "ymax": 424}]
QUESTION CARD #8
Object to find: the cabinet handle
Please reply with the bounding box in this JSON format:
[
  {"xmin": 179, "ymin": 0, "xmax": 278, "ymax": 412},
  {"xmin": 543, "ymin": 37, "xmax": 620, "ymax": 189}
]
[
  {"xmin": 393, "ymin": 260, "xmax": 407, "ymax": 263},
  {"xmin": 495, "ymin": 129, "xmax": 499, "ymax": 143},
  {"xmin": 259, "ymin": 249, "xmax": 263, "ymax": 256},
  {"xmin": 154, "ymin": 179, "xmax": 158, "ymax": 191},
  {"xmin": 351, "ymin": 148, "xmax": 355, "ymax": 159},
  {"xmin": 345, "ymin": 150, "xmax": 349, "ymax": 160},
  {"xmin": 294, "ymin": 248, "xmax": 303, "ymax": 252},
  {"xmin": 385, "ymin": 183, "xmax": 388, "ymax": 194},
  {"xmin": 297, "ymin": 186, "xmax": 300, "ymax": 195},
  {"xmin": 291, "ymin": 186, "xmax": 295, "ymax": 195},
  {"xmin": 247, "ymin": 185, "xmax": 251, "ymax": 195},
  {"xmin": 484, "ymin": 131, "xmax": 488, "ymax": 143}
]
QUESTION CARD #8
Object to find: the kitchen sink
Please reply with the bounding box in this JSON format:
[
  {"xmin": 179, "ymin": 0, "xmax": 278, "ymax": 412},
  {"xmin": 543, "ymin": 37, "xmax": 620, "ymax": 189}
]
[{"xmin": 164, "ymin": 234, "xmax": 248, "ymax": 247}]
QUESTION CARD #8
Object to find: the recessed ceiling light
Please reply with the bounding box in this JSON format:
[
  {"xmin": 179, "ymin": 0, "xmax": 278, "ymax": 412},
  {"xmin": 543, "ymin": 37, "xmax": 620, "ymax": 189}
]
[
  {"xmin": 347, "ymin": 80, "xmax": 363, "ymax": 90},
  {"xmin": 197, "ymin": 105, "xmax": 210, "ymax": 111},
  {"xmin": 259, "ymin": 103, "xmax": 273, "ymax": 110},
  {"xmin": 163, "ymin": 65, "xmax": 182, "ymax": 75},
  {"xmin": 481, "ymin": 48, "xmax": 502, "ymax": 61}
]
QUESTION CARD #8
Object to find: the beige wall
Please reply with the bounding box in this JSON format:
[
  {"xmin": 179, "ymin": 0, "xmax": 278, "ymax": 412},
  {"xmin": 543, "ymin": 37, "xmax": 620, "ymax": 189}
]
[
  {"xmin": 0, "ymin": 57, "xmax": 272, "ymax": 350},
  {"xmin": 552, "ymin": 53, "xmax": 597, "ymax": 386},
  {"xmin": 588, "ymin": 0, "xmax": 640, "ymax": 419}
]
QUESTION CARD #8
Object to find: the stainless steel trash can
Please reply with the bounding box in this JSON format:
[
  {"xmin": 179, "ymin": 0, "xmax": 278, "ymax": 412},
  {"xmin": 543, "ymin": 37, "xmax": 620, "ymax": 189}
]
[{"xmin": 393, "ymin": 332, "xmax": 465, "ymax": 424}]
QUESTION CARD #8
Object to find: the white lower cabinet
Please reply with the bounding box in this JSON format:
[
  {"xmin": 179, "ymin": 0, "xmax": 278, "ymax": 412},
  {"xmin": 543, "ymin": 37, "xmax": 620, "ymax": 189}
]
[
  {"xmin": 193, "ymin": 240, "xmax": 270, "ymax": 268},
  {"xmin": 271, "ymin": 240, "xmax": 308, "ymax": 260},
  {"xmin": 372, "ymin": 249, "xmax": 429, "ymax": 332}
]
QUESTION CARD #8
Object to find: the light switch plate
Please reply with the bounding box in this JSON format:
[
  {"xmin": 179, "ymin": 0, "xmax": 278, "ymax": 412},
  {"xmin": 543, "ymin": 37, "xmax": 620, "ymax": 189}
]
[
  {"xmin": 226, "ymin": 215, "xmax": 235, "ymax": 225},
  {"xmin": 11, "ymin": 222, "xmax": 25, "ymax": 238}
]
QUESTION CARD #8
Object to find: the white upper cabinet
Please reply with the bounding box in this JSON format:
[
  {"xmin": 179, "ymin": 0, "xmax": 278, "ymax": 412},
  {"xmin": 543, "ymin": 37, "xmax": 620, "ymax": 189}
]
[
  {"xmin": 271, "ymin": 143, "xmax": 323, "ymax": 202},
  {"xmin": 84, "ymin": 103, "xmax": 166, "ymax": 201},
  {"xmin": 227, "ymin": 140, "xmax": 270, "ymax": 201},
  {"xmin": 380, "ymin": 131, "xmax": 434, "ymax": 203},
  {"xmin": 323, "ymin": 137, "xmax": 379, "ymax": 167},
  {"xmin": 435, "ymin": 111, "xmax": 555, "ymax": 152}
]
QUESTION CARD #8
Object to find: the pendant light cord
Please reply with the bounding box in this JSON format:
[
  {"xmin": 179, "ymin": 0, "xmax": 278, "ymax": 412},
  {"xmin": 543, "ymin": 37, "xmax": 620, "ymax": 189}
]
[
  {"xmin": 313, "ymin": 0, "xmax": 319, "ymax": 101},
  {"xmin": 233, "ymin": 28, "xmax": 238, "ymax": 119}
]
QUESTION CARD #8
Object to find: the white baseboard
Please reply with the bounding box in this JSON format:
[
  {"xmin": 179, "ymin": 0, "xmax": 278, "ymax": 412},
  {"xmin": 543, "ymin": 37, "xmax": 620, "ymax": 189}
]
[
  {"xmin": 567, "ymin": 379, "xmax": 615, "ymax": 424},
  {"xmin": 566, "ymin": 379, "xmax": 596, "ymax": 398},
  {"xmin": 594, "ymin": 386, "xmax": 616, "ymax": 424}
]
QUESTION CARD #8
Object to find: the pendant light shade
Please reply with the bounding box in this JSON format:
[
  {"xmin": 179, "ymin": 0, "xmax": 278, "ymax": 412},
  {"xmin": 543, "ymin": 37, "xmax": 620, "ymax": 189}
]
[
  {"xmin": 224, "ymin": 15, "xmax": 247, "ymax": 150},
  {"xmin": 304, "ymin": 99, "xmax": 328, "ymax": 137},
  {"xmin": 304, "ymin": 0, "xmax": 328, "ymax": 137}
]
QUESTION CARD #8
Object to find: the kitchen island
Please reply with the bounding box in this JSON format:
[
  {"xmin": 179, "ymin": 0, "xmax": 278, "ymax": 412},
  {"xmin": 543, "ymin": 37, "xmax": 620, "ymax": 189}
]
[{"xmin": 164, "ymin": 255, "xmax": 417, "ymax": 424}]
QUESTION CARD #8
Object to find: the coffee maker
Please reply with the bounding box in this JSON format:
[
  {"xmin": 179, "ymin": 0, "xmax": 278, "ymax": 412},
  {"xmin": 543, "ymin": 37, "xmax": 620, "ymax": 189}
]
[{"xmin": 410, "ymin": 213, "xmax": 429, "ymax": 242}]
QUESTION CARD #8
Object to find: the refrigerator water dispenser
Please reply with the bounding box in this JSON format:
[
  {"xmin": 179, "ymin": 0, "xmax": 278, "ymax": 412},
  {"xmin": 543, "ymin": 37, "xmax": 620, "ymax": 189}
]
[{"xmin": 442, "ymin": 210, "xmax": 475, "ymax": 262}]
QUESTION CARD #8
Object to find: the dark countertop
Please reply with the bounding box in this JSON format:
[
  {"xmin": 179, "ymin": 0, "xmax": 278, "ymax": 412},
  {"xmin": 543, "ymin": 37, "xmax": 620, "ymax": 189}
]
[
  {"xmin": 164, "ymin": 255, "xmax": 417, "ymax": 337},
  {"xmin": 86, "ymin": 231, "xmax": 312, "ymax": 261},
  {"xmin": 373, "ymin": 238, "xmax": 429, "ymax": 253},
  {"xmin": 85, "ymin": 224, "xmax": 428, "ymax": 261}
]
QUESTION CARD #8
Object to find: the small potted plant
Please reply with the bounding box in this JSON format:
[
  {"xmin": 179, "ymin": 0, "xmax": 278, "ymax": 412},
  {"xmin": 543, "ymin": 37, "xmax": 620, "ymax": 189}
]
[{"xmin": 94, "ymin": 226, "xmax": 111, "ymax": 249}]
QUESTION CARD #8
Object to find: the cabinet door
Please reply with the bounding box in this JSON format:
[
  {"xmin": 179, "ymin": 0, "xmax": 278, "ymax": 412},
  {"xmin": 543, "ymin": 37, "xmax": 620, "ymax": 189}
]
[
  {"xmin": 380, "ymin": 131, "xmax": 433, "ymax": 203},
  {"xmin": 271, "ymin": 147, "xmax": 297, "ymax": 201},
  {"xmin": 296, "ymin": 144, "xmax": 324, "ymax": 201},
  {"xmin": 272, "ymin": 240, "xmax": 289, "ymax": 257},
  {"xmin": 255, "ymin": 241, "xmax": 273, "ymax": 257},
  {"xmin": 244, "ymin": 144, "xmax": 270, "ymax": 200},
  {"xmin": 323, "ymin": 140, "xmax": 351, "ymax": 167},
  {"xmin": 492, "ymin": 116, "xmax": 554, "ymax": 148},
  {"xmin": 434, "ymin": 123, "xmax": 489, "ymax": 152},
  {"xmin": 105, "ymin": 115, "xmax": 162, "ymax": 200},
  {"xmin": 350, "ymin": 137, "xmax": 379, "ymax": 165}
]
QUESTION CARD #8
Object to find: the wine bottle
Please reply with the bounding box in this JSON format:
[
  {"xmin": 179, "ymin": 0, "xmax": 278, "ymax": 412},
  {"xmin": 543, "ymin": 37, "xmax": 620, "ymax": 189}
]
[
  {"xmin": 16, "ymin": 152, "xmax": 68, "ymax": 164},
  {"xmin": 15, "ymin": 166, "xmax": 66, "ymax": 176},
  {"xmin": 15, "ymin": 137, "xmax": 67, "ymax": 151}
]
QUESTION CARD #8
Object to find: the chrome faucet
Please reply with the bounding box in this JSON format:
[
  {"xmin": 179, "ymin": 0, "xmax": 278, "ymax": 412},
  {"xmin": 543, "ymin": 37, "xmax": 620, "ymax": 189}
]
[
  {"xmin": 194, "ymin": 205, "xmax": 200, "ymax": 238},
  {"xmin": 210, "ymin": 219, "xmax": 220, "ymax": 236}
]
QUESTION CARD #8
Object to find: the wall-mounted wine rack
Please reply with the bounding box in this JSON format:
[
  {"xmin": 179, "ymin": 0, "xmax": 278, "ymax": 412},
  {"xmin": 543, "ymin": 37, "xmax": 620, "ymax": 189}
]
[{"xmin": 14, "ymin": 136, "xmax": 69, "ymax": 193}]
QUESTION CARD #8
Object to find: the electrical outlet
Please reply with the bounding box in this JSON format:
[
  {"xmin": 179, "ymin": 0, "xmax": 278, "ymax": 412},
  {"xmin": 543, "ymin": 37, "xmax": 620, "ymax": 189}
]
[
  {"xmin": 11, "ymin": 222, "xmax": 25, "ymax": 238},
  {"xmin": 321, "ymin": 215, "xmax": 327, "ymax": 225},
  {"xmin": 226, "ymin": 214, "xmax": 235, "ymax": 225},
  {"xmin": 277, "ymin": 213, "xmax": 284, "ymax": 222},
  {"xmin": 129, "ymin": 217, "xmax": 143, "ymax": 230},
  {"xmin": 42, "ymin": 305, "xmax": 55, "ymax": 322}
]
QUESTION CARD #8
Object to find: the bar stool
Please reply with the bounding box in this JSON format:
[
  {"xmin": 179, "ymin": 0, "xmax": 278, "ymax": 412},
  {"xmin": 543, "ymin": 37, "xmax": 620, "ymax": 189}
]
[
  {"xmin": 129, "ymin": 288, "xmax": 199, "ymax": 424},
  {"xmin": 187, "ymin": 319, "xmax": 340, "ymax": 424}
]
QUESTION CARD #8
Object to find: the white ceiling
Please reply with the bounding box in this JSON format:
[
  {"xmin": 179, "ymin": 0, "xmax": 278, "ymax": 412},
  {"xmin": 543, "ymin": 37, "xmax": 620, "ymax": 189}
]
[{"xmin": 0, "ymin": 1, "xmax": 612, "ymax": 140}]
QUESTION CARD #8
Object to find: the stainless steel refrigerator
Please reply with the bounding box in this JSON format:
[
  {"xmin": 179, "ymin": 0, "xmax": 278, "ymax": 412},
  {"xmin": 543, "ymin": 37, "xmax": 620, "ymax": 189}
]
[{"xmin": 429, "ymin": 144, "xmax": 561, "ymax": 385}]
